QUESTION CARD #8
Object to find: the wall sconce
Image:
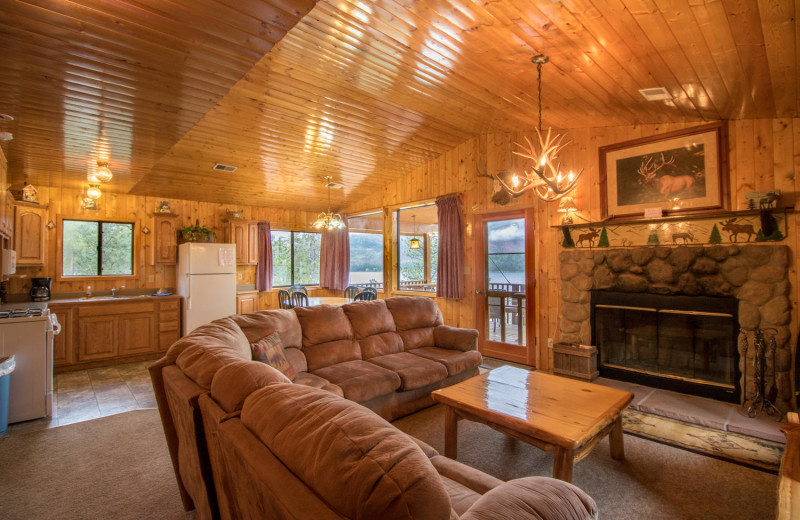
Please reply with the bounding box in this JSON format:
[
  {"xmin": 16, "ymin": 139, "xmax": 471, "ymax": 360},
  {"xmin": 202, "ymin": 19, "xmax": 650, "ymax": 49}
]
[
  {"xmin": 141, "ymin": 226, "xmax": 151, "ymax": 235},
  {"xmin": 557, "ymin": 197, "xmax": 578, "ymax": 225},
  {"xmin": 86, "ymin": 185, "xmax": 102, "ymax": 200},
  {"xmin": 46, "ymin": 220, "xmax": 56, "ymax": 230}
]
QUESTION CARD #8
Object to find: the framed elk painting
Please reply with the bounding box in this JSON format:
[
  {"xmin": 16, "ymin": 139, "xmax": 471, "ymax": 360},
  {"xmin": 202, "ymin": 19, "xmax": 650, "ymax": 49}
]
[{"xmin": 599, "ymin": 122, "xmax": 729, "ymax": 219}]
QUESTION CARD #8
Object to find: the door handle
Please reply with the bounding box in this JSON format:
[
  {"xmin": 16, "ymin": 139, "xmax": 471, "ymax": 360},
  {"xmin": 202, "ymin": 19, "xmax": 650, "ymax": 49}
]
[{"xmin": 475, "ymin": 289, "xmax": 483, "ymax": 295}]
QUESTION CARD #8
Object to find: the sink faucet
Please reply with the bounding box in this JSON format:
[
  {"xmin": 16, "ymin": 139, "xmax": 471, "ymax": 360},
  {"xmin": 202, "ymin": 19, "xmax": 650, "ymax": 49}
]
[
  {"xmin": 111, "ymin": 285, "xmax": 125, "ymax": 297},
  {"xmin": 86, "ymin": 285, "xmax": 92, "ymax": 298}
]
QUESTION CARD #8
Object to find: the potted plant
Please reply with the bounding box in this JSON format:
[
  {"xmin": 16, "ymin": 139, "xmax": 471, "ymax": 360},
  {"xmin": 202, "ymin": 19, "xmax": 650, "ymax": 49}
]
[{"xmin": 179, "ymin": 219, "xmax": 217, "ymax": 243}]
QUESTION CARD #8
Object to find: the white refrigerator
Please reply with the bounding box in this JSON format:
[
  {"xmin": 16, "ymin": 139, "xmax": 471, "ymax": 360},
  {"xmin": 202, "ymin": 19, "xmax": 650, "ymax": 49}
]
[{"xmin": 177, "ymin": 243, "xmax": 237, "ymax": 335}]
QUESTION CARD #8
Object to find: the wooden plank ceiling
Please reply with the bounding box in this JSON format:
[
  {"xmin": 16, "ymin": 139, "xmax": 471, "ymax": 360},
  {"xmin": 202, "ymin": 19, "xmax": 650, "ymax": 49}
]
[{"xmin": 0, "ymin": 0, "xmax": 796, "ymax": 211}]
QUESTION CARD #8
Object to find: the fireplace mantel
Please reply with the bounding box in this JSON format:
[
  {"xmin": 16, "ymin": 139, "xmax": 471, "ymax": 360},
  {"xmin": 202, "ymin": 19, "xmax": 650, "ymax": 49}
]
[{"xmin": 558, "ymin": 244, "xmax": 793, "ymax": 411}]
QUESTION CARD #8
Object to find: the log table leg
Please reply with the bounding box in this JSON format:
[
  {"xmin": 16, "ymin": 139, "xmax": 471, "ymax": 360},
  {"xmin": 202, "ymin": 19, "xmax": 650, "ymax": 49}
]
[
  {"xmin": 444, "ymin": 406, "xmax": 458, "ymax": 459},
  {"xmin": 609, "ymin": 415, "xmax": 624, "ymax": 461},
  {"xmin": 553, "ymin": 447, "xmax": 574, "ymax": 482}
]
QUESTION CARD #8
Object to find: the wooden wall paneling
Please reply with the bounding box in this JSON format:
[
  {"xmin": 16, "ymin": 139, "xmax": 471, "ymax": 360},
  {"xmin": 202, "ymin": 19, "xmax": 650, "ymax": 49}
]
[
  {"xmin": 734, "ymin": 119, "xmax": 755, "ymax": 210},
  {"xmin": 755, "ymin": 119, "xmax": 775, "ymax": 192}
]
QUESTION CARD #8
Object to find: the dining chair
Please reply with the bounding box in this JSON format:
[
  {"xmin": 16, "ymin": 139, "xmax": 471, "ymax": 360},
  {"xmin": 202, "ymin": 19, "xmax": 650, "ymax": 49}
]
[
  {"xmin": 278, "ymin": 289, "xmax": 292, "ymax": 309},
  {"xmin": 362, "ymin": 287, "xmax": 378, "ymax": 296},
  {"xmin": 353, "ymin": 290, "xmax": 376, "ymax": 301},
  {"xmin": 289, "ymin": 285, "xmax": 308, "ymax": 296},
  {"xmin": 343, "ymin": 286, "xmax": 360, "ymax": 300},
  {"xmin": 290, "ymin": 291, "xmax": 309, "ymax": 308}
]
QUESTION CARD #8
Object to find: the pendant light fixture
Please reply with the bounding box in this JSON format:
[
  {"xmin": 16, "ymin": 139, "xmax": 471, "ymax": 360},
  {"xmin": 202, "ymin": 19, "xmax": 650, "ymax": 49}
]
[
  {"xmin": 89, "ymin": 161, "xmax": 113, "ymax": 183},
  {"xmin": 409, "ymin": 215, "xmax": 421, "ymax": 250},
  {"xmin": 496, "ymin": 54, "xmax": 583, "ymax": 202},
  {"xmin": 312, "ymin": 176, "xmax": 346, "ymax": 230}
]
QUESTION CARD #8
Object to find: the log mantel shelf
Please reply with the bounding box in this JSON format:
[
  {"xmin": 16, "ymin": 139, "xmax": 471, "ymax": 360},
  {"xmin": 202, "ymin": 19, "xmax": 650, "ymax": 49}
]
[{"xmin": 551, "ymin": 207, "xmax": 794, "ymax": 230}]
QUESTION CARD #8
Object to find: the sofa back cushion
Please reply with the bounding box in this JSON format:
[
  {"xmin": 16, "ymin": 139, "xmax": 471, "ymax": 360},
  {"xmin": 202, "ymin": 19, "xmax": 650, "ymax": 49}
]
[
  {"xmin": 295, "ymin": 305, "xmax": 360, "ymax": 371},
  {"xmin": 165, "ymin": 317, "xmax": 250, "ymax": 365},
  {"xmin": 241, "ymin": 384, "xmax": 452, "ymax": 520},
  {"xmin": 210, "ymin": 361, "xmax": 290, "ymax": 413},
  {"xmin": 231, "ymin": 309, "xmax": 302, "ymax": 348},
  {"xmin": 172, "ymin": 318, "xmax": 252, "ymax": 388},
  {"xmin": 343, "ymin": 300, "xmax": 404, "ymax": 359},
  {"xmin": 385, "ymin": 297, "xmax": 444, "ymax": 330}
]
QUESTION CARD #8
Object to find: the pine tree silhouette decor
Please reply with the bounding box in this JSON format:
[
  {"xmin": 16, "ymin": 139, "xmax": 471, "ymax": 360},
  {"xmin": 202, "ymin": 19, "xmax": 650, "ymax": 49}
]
[{"xmin": 709, "ymin": 224, "xmax": 722, "ymax": 244}]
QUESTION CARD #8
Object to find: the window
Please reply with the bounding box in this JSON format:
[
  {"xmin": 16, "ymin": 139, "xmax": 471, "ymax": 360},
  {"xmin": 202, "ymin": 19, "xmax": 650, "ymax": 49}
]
[
  {"xmin": 397, "ymin": 203, "xmax": 438, "ymax": 293},
  {"xmin": 271, "ymin": 231, "xmax": 321, "ymax": 286},
  {"xmin": 348, "ymin": 212, "xmax": 383, "ymax": 290},
  {"xmin": 62, "ymin": 219, "xmax": 134, "ymax": 277}
]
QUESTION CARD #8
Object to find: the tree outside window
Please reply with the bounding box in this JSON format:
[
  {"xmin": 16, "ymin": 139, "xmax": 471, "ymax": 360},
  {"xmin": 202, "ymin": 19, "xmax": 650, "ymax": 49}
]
[
  {"xmin": 62, "ymin": 219, "xmax": 134, "ymax": 277},
  {"xmin": 270, "ymin": 231, "xmax": 321, "ymax": 286},
  {"xmin": 348, "ymin": 212, "xmax": 384, "ymax": 289}
]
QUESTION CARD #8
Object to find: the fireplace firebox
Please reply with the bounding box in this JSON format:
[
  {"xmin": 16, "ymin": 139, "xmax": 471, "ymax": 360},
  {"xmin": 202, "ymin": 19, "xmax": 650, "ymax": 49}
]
[{"xmin": 591, "ymin": 291, "xmax": 740, "ymax": 403}]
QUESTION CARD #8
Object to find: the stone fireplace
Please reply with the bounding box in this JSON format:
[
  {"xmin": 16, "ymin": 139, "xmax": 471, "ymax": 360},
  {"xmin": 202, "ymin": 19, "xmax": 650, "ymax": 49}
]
[{"xmin": 558, "ymin": 245, "xmax": 793, "ymax": 411}]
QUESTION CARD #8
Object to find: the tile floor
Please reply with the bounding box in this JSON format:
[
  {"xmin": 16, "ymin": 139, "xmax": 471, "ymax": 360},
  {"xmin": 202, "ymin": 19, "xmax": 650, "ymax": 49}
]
[{"xmin": 5, "ymin": 361, "xmax": 156, "ymax": 435}]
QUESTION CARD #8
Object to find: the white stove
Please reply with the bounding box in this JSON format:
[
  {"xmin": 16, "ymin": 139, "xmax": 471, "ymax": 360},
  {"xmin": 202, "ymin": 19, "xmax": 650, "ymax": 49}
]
[{"xmin": 0, "ymin": 305, "xmax": 59, "ymax": 423}]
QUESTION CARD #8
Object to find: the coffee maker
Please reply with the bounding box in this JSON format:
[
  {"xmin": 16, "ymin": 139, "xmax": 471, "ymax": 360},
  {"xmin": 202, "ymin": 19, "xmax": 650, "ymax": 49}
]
[{"xmin": 30, "ymin": 277, "xmax": 51, "ymax": 302}]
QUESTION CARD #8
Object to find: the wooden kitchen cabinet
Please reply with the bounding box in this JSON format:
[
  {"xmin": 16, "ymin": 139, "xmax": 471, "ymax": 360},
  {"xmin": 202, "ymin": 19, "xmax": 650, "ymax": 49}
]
[
  {"xmin": 152, "ymin": 213, "xmax": 180, "ymax": 265},
  {"xmin": 54, "ymin": 295, "xmax": 181, "ymax": 373},
  {"xmin": 237, "ymin": 290, "xmax": 258, "ymax": 314},
  {"xmin": 49, "ymin": 303, "xmax": 75, "ymax": 367},
  {"xmin": 226, "ymin": 219, "xmax": 259, "ymax": 265},
  {"xmin": 14, "ymin": 201, "xmax": 46, "ymax": 266},
  {"xmin": 1, "ymin": 190, "xmax": 14, "ymax": 240}
]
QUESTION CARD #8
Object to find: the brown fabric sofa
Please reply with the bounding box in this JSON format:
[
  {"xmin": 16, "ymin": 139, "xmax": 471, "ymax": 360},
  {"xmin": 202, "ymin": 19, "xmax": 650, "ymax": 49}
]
[
  {"xmin": 150, "ymin": 297, "xmax": 483, "ymax": 519},
  {"xmin": 199, "ymin": 361, "xmax": 598, "ymax": 520}
]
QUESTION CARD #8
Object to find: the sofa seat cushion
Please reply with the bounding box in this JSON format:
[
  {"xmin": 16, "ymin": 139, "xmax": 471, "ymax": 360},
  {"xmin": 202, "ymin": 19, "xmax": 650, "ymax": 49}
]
[
  {"xmin": 367, "ymin": 352, "xmax": 448, "ymax": 391},
  {"xmin": 408, "ymin": 347, "xmax": 482, "ymax": 376},
  {"xmin": 240, "ymin": 383, "xmax": 453, "ymax": 520},
  {"xmin": 293, "ymin": 372, "xmax": 344, "ymax": 397},
  {"xmin": 312, "ymin": 360, "xmax": 401, "ymax": 403}
]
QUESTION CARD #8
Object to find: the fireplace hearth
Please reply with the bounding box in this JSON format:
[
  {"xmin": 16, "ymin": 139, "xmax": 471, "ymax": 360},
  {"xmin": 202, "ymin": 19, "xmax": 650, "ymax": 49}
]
[
  {"xmin": 558, "ymin": 245, "xmax": 792, "ymax": 411},
  {"xmin": 591, "ymin": 291, "xmax": 740, "ymax": 402}
]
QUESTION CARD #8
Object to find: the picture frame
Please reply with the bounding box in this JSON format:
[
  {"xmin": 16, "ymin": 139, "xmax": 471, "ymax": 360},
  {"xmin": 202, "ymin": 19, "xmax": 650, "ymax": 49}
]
[{"xmin": 599, "ymin": 122, "xmax": 729, "ymax": 219}]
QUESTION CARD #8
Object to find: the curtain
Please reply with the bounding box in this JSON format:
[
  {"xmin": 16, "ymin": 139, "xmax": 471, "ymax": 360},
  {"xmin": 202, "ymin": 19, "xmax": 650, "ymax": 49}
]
[
  {"xmin": 436, "ymin": 194, "xmax": 464, "ymax": 299},
  {"xmin": 320, "ymin": 216, "xmax": 350, "ymax": 291},
  {"xmin": 256, "ymin": 221, "xmax": 272, "ymax": 292}
]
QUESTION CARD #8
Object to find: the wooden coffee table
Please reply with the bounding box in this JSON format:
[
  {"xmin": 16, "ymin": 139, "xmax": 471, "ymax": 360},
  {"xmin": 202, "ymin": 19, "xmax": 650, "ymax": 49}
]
[{"xmin": 431, "ymin": 366, "xmax": 633, "ymax": 482}]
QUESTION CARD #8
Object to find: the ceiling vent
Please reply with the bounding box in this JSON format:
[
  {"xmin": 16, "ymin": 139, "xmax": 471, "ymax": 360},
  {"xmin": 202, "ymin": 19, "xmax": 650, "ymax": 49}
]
[
  {"xmin": 326, "ymin": 181, "xmax": 344, "ymax": 189},
  {"xmin": 639, "ymin": 87, "xmax": 673, "ymax": 101},
  {"xmin": 213, "ymin": 163, "xmax": 238, "ymax": 172}
]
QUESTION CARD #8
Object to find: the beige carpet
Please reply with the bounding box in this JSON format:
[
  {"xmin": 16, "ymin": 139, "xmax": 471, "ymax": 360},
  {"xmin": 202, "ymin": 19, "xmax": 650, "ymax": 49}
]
[
  {"xmin": 394, "ymin": 405, "xmax": 778, "ymax": 520},
  {"xmin": 0, "ymin": 409, "xmax": 185, "ymax": 520}
]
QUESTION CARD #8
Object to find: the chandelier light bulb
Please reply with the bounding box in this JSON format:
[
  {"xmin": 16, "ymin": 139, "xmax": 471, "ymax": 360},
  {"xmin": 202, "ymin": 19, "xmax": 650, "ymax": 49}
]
[{"xmin": 90, "ymin": 162, "xmax": 113, "ymax": 183}]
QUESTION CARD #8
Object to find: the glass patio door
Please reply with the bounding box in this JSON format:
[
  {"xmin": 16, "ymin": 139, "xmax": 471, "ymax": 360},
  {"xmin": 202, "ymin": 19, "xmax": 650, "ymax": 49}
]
[{"xmin": 475, "ymin": 211, "xmax": 534, "ymax": 365}]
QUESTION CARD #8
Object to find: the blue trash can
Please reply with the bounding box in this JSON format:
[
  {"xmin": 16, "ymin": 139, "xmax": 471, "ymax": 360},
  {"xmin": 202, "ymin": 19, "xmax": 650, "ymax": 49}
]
[{"xmin": 0, "ymin": 355, "xmax": 15, "ymax": 435}]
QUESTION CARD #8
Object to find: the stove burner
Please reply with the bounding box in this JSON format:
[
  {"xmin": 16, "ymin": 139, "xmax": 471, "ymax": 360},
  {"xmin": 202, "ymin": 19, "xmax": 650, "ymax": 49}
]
[{"xmin": 0, "ymin": 308, "xmax": 44, "ymax": 319}]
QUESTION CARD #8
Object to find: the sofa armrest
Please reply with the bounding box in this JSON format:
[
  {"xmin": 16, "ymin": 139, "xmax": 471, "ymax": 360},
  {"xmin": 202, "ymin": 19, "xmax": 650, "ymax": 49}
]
[
  {"xmin": 460, "ymin": 477, "xmax": 598, "ymax": 520},
  {"xmin": 434, "ymin": 325, "xmax": 479, "ymax": 352}
]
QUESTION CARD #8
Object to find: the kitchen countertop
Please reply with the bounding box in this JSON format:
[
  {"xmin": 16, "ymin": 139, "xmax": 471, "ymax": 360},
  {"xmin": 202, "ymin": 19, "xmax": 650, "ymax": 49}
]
[{"xmin": 47, "ymin": 294, "xmax": 181, "ymax": 304}]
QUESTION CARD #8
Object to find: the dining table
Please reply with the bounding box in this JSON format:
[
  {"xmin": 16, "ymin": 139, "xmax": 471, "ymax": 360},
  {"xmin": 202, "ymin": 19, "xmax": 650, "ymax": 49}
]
[{"xmin": 303, "ymin": 296, "xmax": 351, "ymax": 307}]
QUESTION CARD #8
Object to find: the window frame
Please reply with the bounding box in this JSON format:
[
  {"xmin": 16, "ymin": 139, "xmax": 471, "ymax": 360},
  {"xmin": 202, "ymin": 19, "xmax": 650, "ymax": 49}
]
[
  {"xmin": 346, "ymin": 209, "xmax": 385, "ymax": 292},
  {"xmin": 57, "ymin": 215, "xmax": 137, "ymax": 281},
  {"xmin": 270, "ymin": 230, "xmax": 322, "ymax": 288},
  {"xmin": 393, "ymin": 201, "xmax": 438, "ymax": 295}
]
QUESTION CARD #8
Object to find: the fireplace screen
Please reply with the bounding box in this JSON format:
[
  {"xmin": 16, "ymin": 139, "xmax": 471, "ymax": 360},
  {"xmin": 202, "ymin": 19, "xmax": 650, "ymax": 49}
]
[{"xmin": 591, "ymin": 292, "xmax": 739, "ymax": 401}]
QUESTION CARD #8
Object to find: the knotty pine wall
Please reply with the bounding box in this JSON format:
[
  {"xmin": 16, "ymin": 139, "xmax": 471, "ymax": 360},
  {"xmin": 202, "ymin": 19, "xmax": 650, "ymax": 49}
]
[
  {"xmin": 5, "ymin": 187, "xmax": 339, "ymax": 306},
  {"xmin": 345, "ymin": 118, "xmax": 800, "ymax": 372}
]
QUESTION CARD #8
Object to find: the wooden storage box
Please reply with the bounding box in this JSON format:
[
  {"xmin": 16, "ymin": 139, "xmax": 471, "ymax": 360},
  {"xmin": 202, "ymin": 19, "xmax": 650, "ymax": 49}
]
[{"xmin": 553, "ymin": 343, "xmax": 598, "ymax": 381}]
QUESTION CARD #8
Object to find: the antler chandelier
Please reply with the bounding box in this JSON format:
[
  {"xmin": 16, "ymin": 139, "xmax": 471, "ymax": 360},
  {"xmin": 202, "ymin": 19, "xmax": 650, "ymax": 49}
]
[
  {"xmin": 312, "ymin": 176, "xmax": 346, "ymax": 230},
  {"xmin": 496, "ymin": 55, "xmax": 583, "ymax": 202}
]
